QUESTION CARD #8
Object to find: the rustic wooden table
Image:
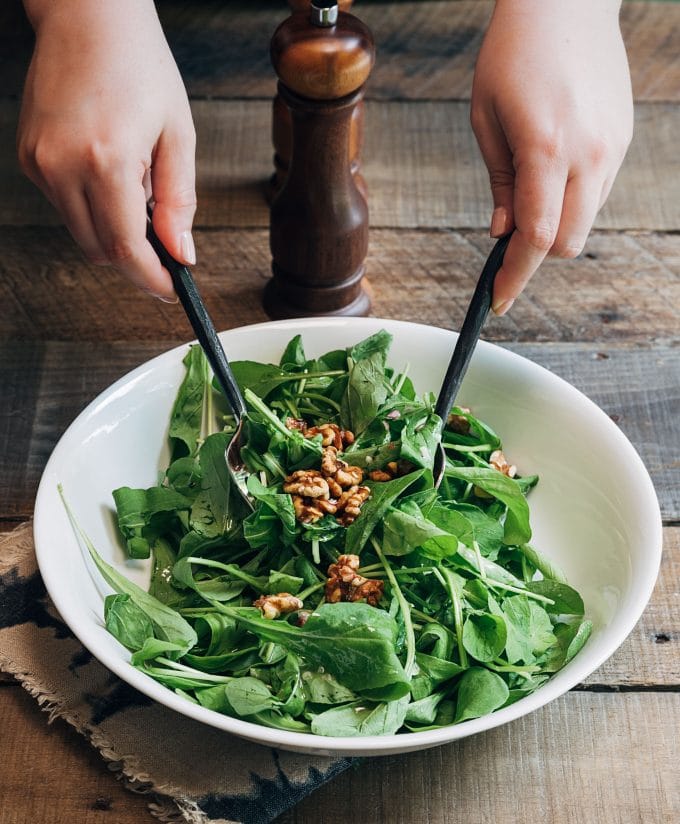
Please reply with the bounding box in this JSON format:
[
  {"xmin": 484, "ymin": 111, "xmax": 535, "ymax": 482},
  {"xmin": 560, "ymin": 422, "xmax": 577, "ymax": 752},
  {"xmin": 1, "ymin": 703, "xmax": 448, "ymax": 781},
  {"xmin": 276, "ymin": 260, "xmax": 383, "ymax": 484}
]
[{"xmin": 1, "ymin": 2, "xmax": 679, "ymax": 822}]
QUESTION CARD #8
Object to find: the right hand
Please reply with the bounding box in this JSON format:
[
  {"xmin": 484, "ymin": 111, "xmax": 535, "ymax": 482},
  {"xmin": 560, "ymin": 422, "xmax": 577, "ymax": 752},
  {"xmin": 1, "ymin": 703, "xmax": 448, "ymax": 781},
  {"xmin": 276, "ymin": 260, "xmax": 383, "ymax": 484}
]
[{"xmin": 17, "ymin": 0, "xmax": 196, "ymax": 301}]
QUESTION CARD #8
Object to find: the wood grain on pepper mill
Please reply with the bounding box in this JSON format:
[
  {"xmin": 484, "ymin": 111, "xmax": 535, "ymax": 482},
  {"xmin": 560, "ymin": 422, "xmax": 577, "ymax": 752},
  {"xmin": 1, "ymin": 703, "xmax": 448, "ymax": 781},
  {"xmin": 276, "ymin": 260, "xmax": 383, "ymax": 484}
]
[
  {"xmin": 266, "ymin": 3, "xmax": 375, "ymax": 318},
  {"xmin": 272, "ymin": 0, "xmax": 367, "ymax": 199}
]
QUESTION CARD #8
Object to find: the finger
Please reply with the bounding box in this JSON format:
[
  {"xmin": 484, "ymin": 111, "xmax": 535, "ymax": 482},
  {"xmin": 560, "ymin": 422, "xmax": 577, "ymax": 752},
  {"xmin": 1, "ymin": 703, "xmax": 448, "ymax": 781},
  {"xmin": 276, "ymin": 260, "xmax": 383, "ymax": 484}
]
[
  {"xmin": 85, "ymin": 169, "xmax": 176, "ymax": 301},
  {"xmin": 492, "ymin": 157, "xmax": 568, "ymax": 315},
  {"xmin": 150, "ymin": 123, "xmax": 197, "ymax": 265},
  {"xmin": 550, "ymin": 174, "xmax": 602, "ymax": 259},
  {"xmin": 470, "ymin": 104, "xmax": 515, "ymax": 237},
  {"xmin": 54, "ymin": 189, "xmax": 109, "ymax": 264}
]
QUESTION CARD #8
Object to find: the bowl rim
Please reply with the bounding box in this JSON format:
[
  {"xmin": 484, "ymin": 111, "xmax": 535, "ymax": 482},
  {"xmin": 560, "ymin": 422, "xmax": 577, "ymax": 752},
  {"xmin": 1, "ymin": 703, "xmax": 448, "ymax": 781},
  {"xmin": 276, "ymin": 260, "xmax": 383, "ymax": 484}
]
[{"xmin": 34, "ymin": 317, "xmax": 663, "ymax": 755}]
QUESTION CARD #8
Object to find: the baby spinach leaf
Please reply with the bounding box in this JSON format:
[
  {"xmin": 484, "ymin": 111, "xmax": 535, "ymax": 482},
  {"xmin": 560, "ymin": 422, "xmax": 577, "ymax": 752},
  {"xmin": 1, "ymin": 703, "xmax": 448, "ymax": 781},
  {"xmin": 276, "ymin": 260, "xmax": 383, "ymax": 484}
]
[
  {"xmin": 169, "ymin": 345, "xmax": 209, "ymax": 457},
  {"xmin": 454, "ymin": 667, "xmax": 509, "ymax": 723},
  {"xmin": 345, "ymin": 470, "xmax": 424, "ymax": 555},
  {"xmin": 166, "ymin": 456, "xmax": 202, "ymax": 499},
  {"xmin": 410, "ymin": 652, "xmax": 464, "ymax": 701},
  {"xmin": 344, "ymin": 351, "xmax": 392, "ymax": 435},
  {"xmin": 112, "ymin": 486, "xmax": 191, "ymax": 559},
  {"xmin": 310, "ymin": 696, "xmax": 409, "ymax": 737},
  {"xmin": 190, "ymin": 432, "xmax": 248, "ymax": 538},
  {"xmin": 400, "ymin": 411, "xmax": 442, "ymax": 471},
  {"xmin": 446, "ymin": 503, "xmax": 504, "ymax": 558},
  {"xmin": 104, "ymin": 594, "xmax": 154, "ymax": 651},
  {"xmin": 225, "ymin": 602, "xmax": 411, "ymax": 700},
  {"xmin": 381, "ymin": 501, "xmax": 446, "ymax": 556},
  {"xmin": 404, "ymin": 691, "xmax": 447, "ymax": 725},
  {"xmin": 443, "ymin": 465, "xmax": 532, "ymax": 545},
  {"xmin": 230, "ymin": 361, "xmax": 292, "ymax": 400},
  {"xmin": 130, "ymin": 637, "xmax": 187, "ymax": 665},
  {"xmin": 85, "ymin": 539, "xmax": 197, "ymax": 654},
  {"xmin": 244, "ymin": 475, "xmax": 297, "ymax": 548},
  {"xmin": 225, "ymin": 677, "xmax": 280, "ymax": 717},
  {"xmin": 302, "ymin": 670, "xmax": 357, "ymax": 705},
  {"xmin": 279, "ymin": 335, "xmax": 306, "ymax": 368},
  {"xmin": 525, "ymin": 580, "xmax": 585, "ymax": 615},
  {"xmin": 502, "ymin": 595, "xmax": 556, "ymax": 665},
  {"xmin": 348, "ymin": 330, "xmax": 393, "ymax": 365},
  {"xmin": 462, "ymin": 612, "xmax": 507, "ymax": 663}
]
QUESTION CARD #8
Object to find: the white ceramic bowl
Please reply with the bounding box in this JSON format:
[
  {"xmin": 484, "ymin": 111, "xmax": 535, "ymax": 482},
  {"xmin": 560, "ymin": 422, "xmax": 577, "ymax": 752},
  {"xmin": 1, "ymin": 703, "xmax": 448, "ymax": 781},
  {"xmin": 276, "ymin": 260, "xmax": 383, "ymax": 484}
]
[{"xmin": 34, "ymin": 318, "xmax": 662, "ymax": 756}]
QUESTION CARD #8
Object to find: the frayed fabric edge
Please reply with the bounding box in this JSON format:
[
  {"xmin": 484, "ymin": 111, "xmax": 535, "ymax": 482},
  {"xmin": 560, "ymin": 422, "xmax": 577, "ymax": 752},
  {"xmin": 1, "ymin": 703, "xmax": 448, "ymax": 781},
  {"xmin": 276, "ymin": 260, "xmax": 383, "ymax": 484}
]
[{"xmin": 0, "ymin": 650, "xmax": 223, "ymax": 824}]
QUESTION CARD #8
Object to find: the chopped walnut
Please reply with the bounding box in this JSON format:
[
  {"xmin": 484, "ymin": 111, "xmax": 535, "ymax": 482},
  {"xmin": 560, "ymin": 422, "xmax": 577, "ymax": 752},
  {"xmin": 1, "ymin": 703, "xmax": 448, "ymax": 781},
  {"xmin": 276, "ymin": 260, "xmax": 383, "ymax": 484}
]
[
  {"xmin": 306, "ymin": 423, "xmax": 355, "ymax": 450},
  {"xmin": 253, "ymin": 592, "xmax": 304, "ymax": 620},
  {"xmin": 320, "ymin": 445, "xmax": 341, "ymax": 477},
  {"xmin": 325, "ymin": 554, "xmax": 384, "ymax": 606},
  {"xmin": 335, "ymin": 485, "xmax": 371, "ymax": 526},
  {"xmin": 321, "ymin": 445, "xmax": 364, "ymax": 488},
  {"xmin": 285, "ymin": 426, "xmax": 370, "ymax": 526},
  {"xmin": 285, "ymin": 417, "xmax": 308, "ymax": 434},
  {"xmin": 292, "ymin": 494, "xmax": 325, "ymax": 524},
  {"xmin": 283, "ymin": 469, "xmax": 330, "ymax": 499},
  {"xmin": 368, "ymin": 469, "xmax": 393, "ymax": 482},
  {"xmin": 489, "ymin": 449, "xmax": 517, "ymax": 478},
  {"xmin": 446, "ymin": 412, "xmax": 471, "ymax": 435},
  {"xmin": 296, "ymin": 610, "xmax": 311, "ymax": 626}
]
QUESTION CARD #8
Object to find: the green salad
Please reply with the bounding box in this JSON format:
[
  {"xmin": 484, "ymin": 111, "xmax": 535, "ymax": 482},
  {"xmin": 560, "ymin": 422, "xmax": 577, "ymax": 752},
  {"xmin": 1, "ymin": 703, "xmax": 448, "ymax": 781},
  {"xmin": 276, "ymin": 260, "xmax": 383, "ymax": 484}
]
[{"xmin": 78, "ymin": 330, "xmax": 591, "ymax": 737}]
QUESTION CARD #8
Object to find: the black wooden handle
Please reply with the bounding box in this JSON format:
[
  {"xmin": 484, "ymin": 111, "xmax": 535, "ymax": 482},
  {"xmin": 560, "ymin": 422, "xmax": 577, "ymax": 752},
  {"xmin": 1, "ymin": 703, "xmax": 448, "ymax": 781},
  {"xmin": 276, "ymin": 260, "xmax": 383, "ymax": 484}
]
[
  {"xmin": 434, "ymin": 233, "xmax": 512, "ymax": 422},
  {"xmin": 146, "ymin": 213, "xmax": 247, "ymax": 420}
]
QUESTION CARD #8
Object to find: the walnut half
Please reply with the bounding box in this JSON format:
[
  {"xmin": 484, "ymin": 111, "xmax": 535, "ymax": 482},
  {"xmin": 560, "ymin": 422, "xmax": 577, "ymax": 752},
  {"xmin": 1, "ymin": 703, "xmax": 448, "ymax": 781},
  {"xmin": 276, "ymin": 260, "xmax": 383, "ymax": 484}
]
[
  {"xmin": 325, "ymin": 554, "xmax": 384, "ymax": 606},
  {"xmin": 253, "ymin": 592, "xmax": 304, "ymax": 620}
]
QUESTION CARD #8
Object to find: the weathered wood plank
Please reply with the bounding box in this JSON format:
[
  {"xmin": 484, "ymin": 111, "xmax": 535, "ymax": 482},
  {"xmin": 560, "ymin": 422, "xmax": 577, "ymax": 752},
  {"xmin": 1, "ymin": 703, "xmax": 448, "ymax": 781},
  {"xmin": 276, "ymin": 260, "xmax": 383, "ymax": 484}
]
[
  {"xmin": 2, "ymin": 100, "xmax": 678, "ymax": 231},
  {"xmin": 0, "ymin": 686, "xmax": 154, "ymax": 823},
  {"xmin": 0, "ymin": 228, "xmax": 677, "ymax": 345},
  {"xmin": 4, "ymin": 1, "xmax": 676, "ymax": 103},
  {"xmin": 1, "ymin": 688, "xmax": 678, "ymax": 824}
]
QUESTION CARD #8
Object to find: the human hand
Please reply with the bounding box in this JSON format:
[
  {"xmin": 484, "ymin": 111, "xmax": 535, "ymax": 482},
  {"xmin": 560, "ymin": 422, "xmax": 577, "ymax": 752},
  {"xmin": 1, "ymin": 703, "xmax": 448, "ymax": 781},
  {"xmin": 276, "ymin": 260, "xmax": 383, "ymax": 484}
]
[
  {"xmin": 470, "ymin": 0, "xmax": 633, "ymax": 315},
  {"xmin": 17, "ymin": 0, "xmax": 196, "ymax": 301}
]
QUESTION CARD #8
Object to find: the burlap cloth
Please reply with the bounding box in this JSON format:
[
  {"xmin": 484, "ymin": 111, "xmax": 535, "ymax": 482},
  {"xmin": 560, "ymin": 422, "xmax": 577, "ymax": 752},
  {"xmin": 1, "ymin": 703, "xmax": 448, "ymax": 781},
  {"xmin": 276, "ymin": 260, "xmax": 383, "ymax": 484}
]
[{"xmin": 0, "ymin": 522, "xmax": 352, "ymax": 823}]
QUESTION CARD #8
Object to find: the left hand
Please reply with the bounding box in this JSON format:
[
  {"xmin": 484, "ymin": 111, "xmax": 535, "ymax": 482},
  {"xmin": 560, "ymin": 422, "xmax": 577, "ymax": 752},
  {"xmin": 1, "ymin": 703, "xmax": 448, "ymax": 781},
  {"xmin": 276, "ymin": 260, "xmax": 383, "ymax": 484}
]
[{"xmin": 470, "ymin": 0, "xmax": 634, "ymax": 315}]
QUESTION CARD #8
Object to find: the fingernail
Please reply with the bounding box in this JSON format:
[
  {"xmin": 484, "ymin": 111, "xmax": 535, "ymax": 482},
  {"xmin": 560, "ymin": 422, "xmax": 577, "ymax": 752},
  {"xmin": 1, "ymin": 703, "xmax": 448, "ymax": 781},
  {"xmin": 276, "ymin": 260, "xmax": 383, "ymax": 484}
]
[
  {"xmin": 180, "ymin": 231, "xmax": 196, "ymax": 266},
  {"xmin": 492, "ymin": 298, "xmax": 514, "ymax": 317},
  {"xmin": 158, "ymin": 294, "xmax": 179, "ymax": 304},
  {"xmin": 490, "ymin": 207, "xmax": 507, "ymax": 238}
]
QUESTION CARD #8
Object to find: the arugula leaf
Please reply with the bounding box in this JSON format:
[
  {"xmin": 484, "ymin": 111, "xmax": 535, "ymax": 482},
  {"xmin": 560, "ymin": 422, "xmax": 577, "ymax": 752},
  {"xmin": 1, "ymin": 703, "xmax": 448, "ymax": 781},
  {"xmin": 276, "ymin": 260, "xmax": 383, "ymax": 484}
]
[
  {"xmin": 400, "ymin": 411, "xmax": 442, "ymax": 471},
  {"xmin": 224, "ymin": 602, "xmax": 411, "ymax": 701},
  {"xmin": 443, "ymin": 465, "xmax": 532, "ymax": 545},
  {"xmin": 345, "ymin": 470, "xmax": 424, "ymax": 555},
  {"xmin": 169, "ymin": 345, "xmax": 209, "ymax": 457}
]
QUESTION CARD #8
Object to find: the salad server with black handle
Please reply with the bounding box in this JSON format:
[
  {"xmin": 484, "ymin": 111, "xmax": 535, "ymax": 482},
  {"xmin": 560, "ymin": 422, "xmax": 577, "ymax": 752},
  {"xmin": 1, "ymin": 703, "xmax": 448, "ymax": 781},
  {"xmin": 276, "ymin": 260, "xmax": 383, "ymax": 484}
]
[
  {"xmin": 432, "ymin": 233, "xmax": 512, "ymax": 488},
  {"xmin": 145, "ymin": 210, "xmax": 254, "ymax": 512}
]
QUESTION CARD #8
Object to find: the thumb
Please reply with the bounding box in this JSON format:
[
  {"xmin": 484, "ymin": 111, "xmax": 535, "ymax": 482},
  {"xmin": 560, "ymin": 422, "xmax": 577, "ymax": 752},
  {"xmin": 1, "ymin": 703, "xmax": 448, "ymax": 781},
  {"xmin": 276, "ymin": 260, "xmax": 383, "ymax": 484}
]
[
  {"xmin": 471, "ymin": 106, "xmax": 515, "ymax": 238},
  {"xmin": 150, "ymin": 124, "xmax": 197, "ymax": 265}
]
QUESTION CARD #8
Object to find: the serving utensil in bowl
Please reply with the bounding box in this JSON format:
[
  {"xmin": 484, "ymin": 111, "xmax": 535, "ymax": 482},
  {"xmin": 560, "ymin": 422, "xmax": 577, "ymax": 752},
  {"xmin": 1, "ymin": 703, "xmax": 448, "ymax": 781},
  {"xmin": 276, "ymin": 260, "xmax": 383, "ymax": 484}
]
[
  {"xmin": 433, "ymin": 233, "xmax": 511, "ymax": 487},
  {"xmin": 145, "ymin": 214, "xmax": 253, "ymax": 512}
]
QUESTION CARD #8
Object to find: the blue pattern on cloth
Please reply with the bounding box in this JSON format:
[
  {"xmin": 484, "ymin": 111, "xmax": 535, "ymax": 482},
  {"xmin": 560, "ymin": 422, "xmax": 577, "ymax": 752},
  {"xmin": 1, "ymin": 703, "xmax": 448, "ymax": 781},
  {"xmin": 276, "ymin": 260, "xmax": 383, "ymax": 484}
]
[{"xmin": 0, "ymin": 523, "xmax": 352, "ymax": 824}]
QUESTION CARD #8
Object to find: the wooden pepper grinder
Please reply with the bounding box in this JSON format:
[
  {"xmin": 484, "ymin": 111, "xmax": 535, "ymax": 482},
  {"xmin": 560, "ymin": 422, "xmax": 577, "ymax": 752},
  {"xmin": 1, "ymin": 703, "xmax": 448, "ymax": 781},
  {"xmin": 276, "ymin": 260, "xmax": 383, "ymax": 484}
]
[
  {"xmin": 265, "ymin": 0, "xmax": 375, "ymax": 319},
  {"xmin": 271, "ymin": 0, "xmax": 367, "ymax": 201}
]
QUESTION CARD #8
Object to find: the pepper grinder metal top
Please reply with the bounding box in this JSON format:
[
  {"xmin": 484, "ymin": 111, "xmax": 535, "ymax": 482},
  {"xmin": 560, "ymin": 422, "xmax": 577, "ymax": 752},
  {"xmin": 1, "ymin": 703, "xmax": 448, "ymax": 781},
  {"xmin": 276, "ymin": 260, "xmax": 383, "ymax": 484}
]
[
  {"xmin": 265, "ymin": 1, "xmax": 375, "ymax": 319},
  {"xmin": 311, "ymin": 0, "xmax": 339, "ymax": 27}
]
